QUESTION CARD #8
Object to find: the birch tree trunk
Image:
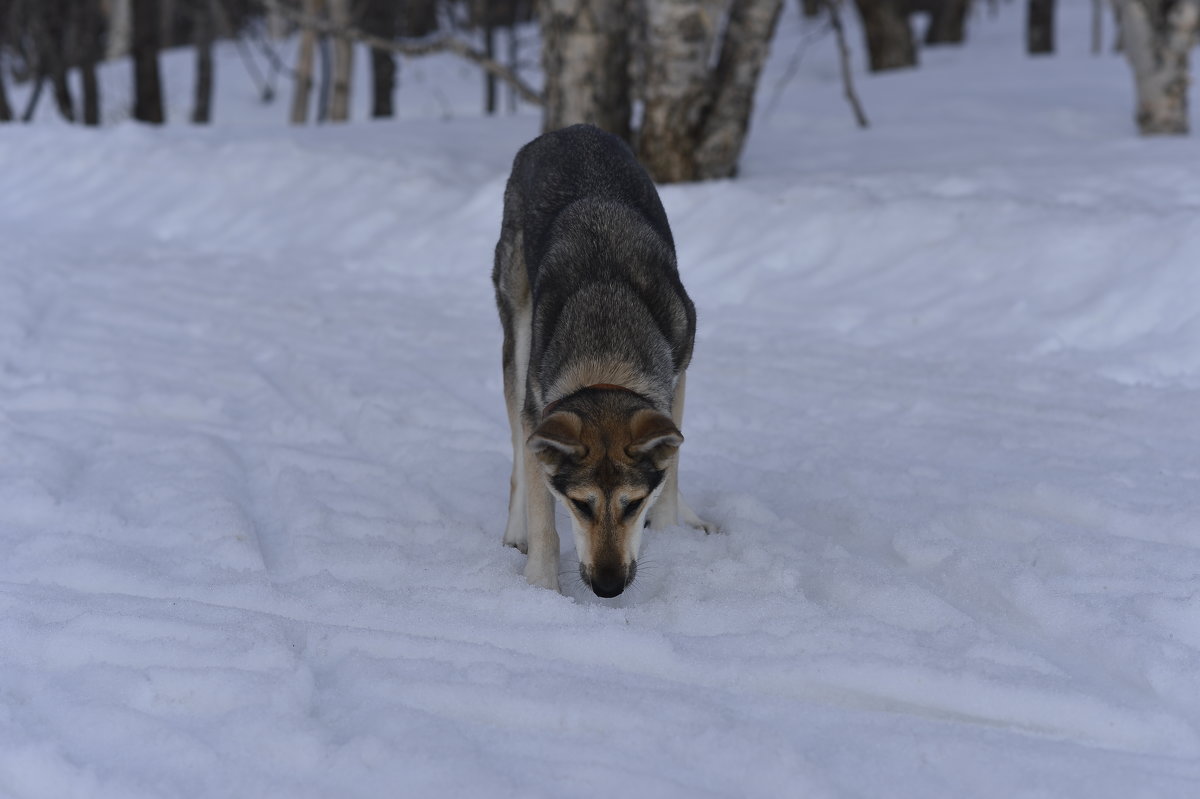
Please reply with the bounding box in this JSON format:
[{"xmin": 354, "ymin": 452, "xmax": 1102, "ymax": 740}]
[
  {"xmin": 1117, "ymin": 0, "xmax": 1200, "ymax": 134},
  {"xmin": 328, "ymin": 0, "xmax": 354, "ymax": 122},
  {"xmin": 639, "ymin": 0, "xmax": 725, "ymax": 181},
  {"xmin": 694, "ymin": 0, "xmax": 784, "ymax": 178},
  {"xmin": 107, "ymin": 0, "xmax": 133, "ymax": 60},
  {"xmin": 291, "ymin": 0, "xmax": 322, "ymax": 124},
  {"xmin": 853, "ymin": 0, "xmax": 917, "ymax": 70},
  {"xmin": 539, "ymin": 0, "xmax": 632, "ymax": 140},
  {"xmin": 639, "ymin": 0, "xmax": 783, "ymax": 182}
]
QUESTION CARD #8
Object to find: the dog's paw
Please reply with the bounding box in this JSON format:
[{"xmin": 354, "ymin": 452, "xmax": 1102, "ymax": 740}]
[
  {"xmin": 502, "ymin": 516, "xmax": 528, "ymax": 554},
  {"xmin": 503, "ymin": 529, "xmax": 528, "ymax": 554},
  {"xmin": 681, "ymin": 497, "xmax": 719, "ymax": 534},
  {"xmin": 524, "ymin": 559, "xmax": 561, "ymax": 592}
]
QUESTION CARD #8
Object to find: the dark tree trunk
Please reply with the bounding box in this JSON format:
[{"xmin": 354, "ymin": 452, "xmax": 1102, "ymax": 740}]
[
  {"xmin": 398, "ymin": 0, "xmax": 439, "ymax": 36},
  {"xmin": 78, "ymin": 0, "xmax": 104, "ymax": 125},
  {"xmin": 363, "ymin": 0, "xmax": 398, "ymax": 118},
  {"xmin": 0, "ymin": 67, "xmax": 12, "ymax": 122},
  {"xmin": 1027, "ymin": 0, "xmax": 1055, "ymax": 54},
  {"xmin": 484, "ymin": 16, "xmax": 497, "ymax": 114},
  {"xmin": 854, "ymin": 0, "xmax": 918, "ymax": 70},
  {"xmin": 22, "ymin": 75, "xmax": 47, "ymax": 122},
  {"xmin": 925, "ymin": 0, "xmax": 969, "ymax": 44},
  {"xmin": 370, "ymin": 49, "xmax": 396, "ymax": 118},
  {"xmin": 131, "ymin": 0, "xmax": 165, "ymax": 122},
  {"xmin": 507, "ymin": 18, "xmax": 521, "ymax": 112},
  {"xmin": 192, "ymin": 0, "xmax": 215, "ymax": 123},
  {"xmin": 44, "ymin": 0, "xmax": 76, "ymax": 122}
]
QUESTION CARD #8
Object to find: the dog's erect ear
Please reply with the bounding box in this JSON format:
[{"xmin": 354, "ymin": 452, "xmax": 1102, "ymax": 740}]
[
  {"xmin": 627, "ymin": 409, "xmax": 683, "ymax": 468},
  {"xmin": 528, "ymin": 412, "xmax": 586, "ymax": 468}
]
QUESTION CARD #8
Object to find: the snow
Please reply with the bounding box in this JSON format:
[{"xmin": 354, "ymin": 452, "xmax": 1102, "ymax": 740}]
[{"xmin": 2, "ymin": 3, "xmax": 1200, "ymax": 797}]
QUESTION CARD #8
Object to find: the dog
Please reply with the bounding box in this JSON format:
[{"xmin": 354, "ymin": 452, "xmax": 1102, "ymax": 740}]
[{"xmin": 493, "ymin": 124, "xmax": 714, "ymax": 598}]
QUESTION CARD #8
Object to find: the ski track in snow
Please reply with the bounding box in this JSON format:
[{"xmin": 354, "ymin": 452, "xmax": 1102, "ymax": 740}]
[{"xmin": 2, "ymin": 4, "xmax": 1200, "ymax": 797}]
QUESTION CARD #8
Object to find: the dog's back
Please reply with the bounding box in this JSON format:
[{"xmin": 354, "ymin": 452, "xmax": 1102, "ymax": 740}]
[
  {"xmin": 495, "ymin": 124, "xmax": 695, "ymax": 413},
  {"xmin": 507, "ymin": 124, "xmax": 676, "ymax": 272}
]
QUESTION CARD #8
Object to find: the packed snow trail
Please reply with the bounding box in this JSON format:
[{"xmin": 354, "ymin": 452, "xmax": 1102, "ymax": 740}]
[{"xmin": 3, "ymin": 5, "xmax": 1200, "ymax": 797}]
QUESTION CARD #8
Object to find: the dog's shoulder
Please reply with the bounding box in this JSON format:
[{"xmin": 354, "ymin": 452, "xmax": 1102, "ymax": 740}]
[{"xmin": 510, "ymin": 125, "xmax": 675, "ymax": 270}]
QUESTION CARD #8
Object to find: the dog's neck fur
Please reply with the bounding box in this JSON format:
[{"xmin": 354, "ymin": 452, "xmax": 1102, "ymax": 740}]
[{"xmin": 542, "ymin": 355, "xmax": 672, "ymax": 414}]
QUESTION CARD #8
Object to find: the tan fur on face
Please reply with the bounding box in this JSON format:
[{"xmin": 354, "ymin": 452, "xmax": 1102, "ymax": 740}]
[{"xmin": 528, "ymin": 403, "xmax": 681, "ymax": 592}]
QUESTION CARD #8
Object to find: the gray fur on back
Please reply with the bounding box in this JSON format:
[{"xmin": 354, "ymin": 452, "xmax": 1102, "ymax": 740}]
[{"xmin": 493, "ymin": 124, "xmax": 697, "ymax": 416}]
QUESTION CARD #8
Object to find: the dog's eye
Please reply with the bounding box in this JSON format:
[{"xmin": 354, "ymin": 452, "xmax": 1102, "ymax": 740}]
[
  {"xmin": 622, "ymin": 497, "xmax": 644, "ymax": 520},
  {"xmin": 570, "ymin": 498, "xmax": 594, "ymax": 520}
]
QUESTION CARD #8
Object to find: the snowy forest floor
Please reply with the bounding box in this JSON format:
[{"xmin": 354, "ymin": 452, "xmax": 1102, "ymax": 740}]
[{"xmin": 2, "ymin": 3, "xmax": 1199, "ymax": 797}]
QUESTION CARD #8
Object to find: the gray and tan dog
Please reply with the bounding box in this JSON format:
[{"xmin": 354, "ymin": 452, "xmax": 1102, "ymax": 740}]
[{"xmin": 493, "ymin": 124, "xmax": 714, "ymax": 598}]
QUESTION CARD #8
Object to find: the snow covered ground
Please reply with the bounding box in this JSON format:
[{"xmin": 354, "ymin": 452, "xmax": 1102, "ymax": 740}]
[{"xmin": 2, "ymin": 2, "xmax": 1200, "ymax": 796}]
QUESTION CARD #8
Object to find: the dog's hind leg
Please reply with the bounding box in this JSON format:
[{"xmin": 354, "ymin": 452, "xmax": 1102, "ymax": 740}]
[
  {"xmin": 496, "ymin": 225, "xmax": 530, "ymax": 552},
  {"xmin": 649, "ymin": 370, "xmax": 717, "ymax": 533},
  {"xmin": 501, "ymin": 302, "xmax": 533, "ymax": 552}
]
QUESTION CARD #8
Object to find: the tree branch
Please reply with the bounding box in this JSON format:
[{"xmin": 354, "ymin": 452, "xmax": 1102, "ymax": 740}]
[
  {"xmin": 825, "ymin": 0, "xmax": 869, "ymax": 128},
  {"xmin": 263, "ymin": 0, "xmax": 543, "ymax": 106}
]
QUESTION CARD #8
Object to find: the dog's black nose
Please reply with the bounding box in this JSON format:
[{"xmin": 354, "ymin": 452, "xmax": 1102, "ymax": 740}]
[{"xmin": 589, "ymin": 562, "xmax": 635, "ymax": 598}]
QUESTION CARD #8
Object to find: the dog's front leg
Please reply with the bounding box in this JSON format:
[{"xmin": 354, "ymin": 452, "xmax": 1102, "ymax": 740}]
[
  {"xmin": 521, "ymin": 444, "xmax": 560, "ymax": 591},
  {"xmin": 648, "ymin": 370, "xmax": 717, "ymax": 533}
]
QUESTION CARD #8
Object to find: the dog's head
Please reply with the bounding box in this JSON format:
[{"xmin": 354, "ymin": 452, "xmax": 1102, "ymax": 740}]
[{"xmin": 528, "ymin": 397, "xmax": 681, "ymax": 598}]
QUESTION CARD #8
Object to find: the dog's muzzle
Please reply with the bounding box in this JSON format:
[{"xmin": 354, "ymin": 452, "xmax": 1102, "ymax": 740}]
[{"xmin": 581, "ymin": 560, "xmax": 637, "ymax": 598}]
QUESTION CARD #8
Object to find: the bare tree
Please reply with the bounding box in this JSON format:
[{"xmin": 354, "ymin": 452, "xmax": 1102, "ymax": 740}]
[
  {"xmin": 853, "ymin": 0, "xmax": 917, "ymax": 70},
  {"xmin": 328, "ymin": 0, "xmax": 353, "ymax": 121},
  {"xmin": 107, "ymin": 0, "xmax": 133, "ymax": 59},
  {"xmin": 924, "ymin": 0, "xmax": 970, "ymax": 44},
  {"xmin": 362, "ymin": 0, "xmax": 398, "ymax": 118},
  {"xmin": 826, "ymin": 0, "xmax": 869, "ymax": 127},
  {"xmin": 77, "ymin": 0, "xmax": 103, "ymax": 125},
  {"xmin": 0, "ymin": 62, "xmax": 12, "ymax": 122},
  {"xmin": 131, "ymin": 0, "xmax": 165, "ymax": 122},
  {"xmin": 37, "ymin": 0, "xmax": 77, "ymax": 122},
  {"xmin": 1027, "ymin": 0, "xmax": 1054, "ymax": 53},
  {"xmin": 291, "ymin": 0, "xmax": 321, "ymax": 123},
  {"xmin": 192, "ymin": 0, "xmax": 215, "ymax": 123},
  {"xmin": 539, "ymin": 0, "xmax": 632, "ymax": 140},
  {"xmin": 638, "ymin": 0, "xmax": 783, "ymax": 182},
  {"xmin": 1115, "ymin": 0, "xmax": 1200, "ymax": 133}
]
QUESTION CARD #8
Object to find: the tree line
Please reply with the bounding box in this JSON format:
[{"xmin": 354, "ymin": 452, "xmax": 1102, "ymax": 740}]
[{"xmin": 1, "ymin": 1, "xmax": 1198, "ymax": 181}]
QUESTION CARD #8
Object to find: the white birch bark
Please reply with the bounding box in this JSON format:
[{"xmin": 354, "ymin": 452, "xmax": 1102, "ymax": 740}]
[
  {"xmin": 1117, "ymin": 0, "xmax": 1200, "ymax": 134},
  {"xmin": 638, "ymin": 0, "xmax": 782, "ymax": 182},
  {"xmin": 638, "ymin": 0, "xmax": 726, "ymax": 181},
  {"xmin": 106, "ymin": 0, "xmax": 132, "ymax": 61},
  {"xmin": 290, "ymin": 0, "xmax": 322, "ymax": 124},
  {"xmin": 539, "ymin": 0, "xmax": 632, "ymax": 138},
  {"xmin": 694, "ymin": 0, "xmax": 783, "ymax": 179}
]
